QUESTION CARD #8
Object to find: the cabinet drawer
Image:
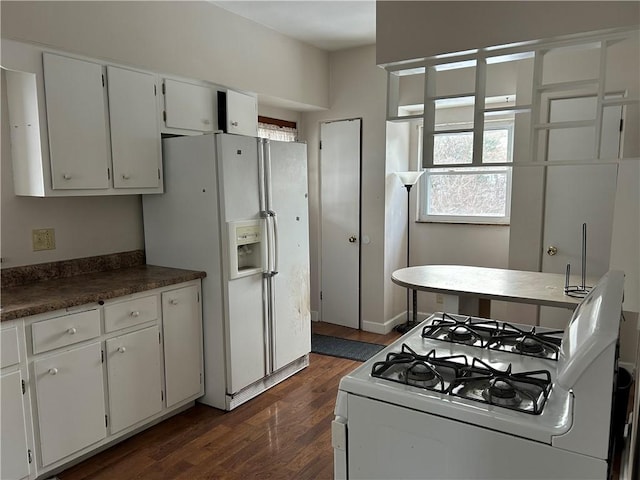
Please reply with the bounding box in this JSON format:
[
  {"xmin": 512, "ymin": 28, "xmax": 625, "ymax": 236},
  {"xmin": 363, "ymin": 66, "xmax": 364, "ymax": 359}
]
[
  {"xmin": 32, "ymin": 310, "xmax": 101, "ymax": 354},
  {"xmin": 104, "ymin": 295, "xmax": 158, "ymax": 333},
  {"xmin": 1, "ymin": 326, "xmax": 20, "ymax": 368}
]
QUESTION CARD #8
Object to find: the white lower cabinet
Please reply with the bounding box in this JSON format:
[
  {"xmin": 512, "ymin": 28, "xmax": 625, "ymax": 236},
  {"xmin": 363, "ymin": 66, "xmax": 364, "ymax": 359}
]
[
  {"xmin": 33, "ymin": 341, "xmax": 107, "ymax": 467},
  {"xmin": 106, "ymin": 325, "xmax": 163, "ymax": 434},
  {"xmin": 1, "ymin": 279, "xmax": 203, "ymax": 477},
  {"xmin": 162, "ymin": 285, "xmax": 203, "ymax": 407},
  {"xmin": 1, "ymin": 370, "xmax": 32, "ymax": 480}
]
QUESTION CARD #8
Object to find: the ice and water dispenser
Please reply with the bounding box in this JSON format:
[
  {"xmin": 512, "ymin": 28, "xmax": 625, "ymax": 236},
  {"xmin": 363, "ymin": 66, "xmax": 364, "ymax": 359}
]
[{"xmin": 228, "ymin": 219, "xmax": 264, "ymax": 279}]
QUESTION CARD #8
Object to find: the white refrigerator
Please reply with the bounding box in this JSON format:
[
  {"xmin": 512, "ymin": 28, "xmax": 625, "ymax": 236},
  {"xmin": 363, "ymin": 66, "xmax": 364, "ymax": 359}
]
[{"xmin": 143, "ymin": 133, "xmax": 311, "ymax": 410}]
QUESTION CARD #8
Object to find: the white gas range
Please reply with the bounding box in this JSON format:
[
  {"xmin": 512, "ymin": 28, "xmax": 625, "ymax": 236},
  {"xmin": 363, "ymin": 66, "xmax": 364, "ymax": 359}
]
[{"xmin": 333, "ymin": 270, "xmax": 626, "ymax": 479}]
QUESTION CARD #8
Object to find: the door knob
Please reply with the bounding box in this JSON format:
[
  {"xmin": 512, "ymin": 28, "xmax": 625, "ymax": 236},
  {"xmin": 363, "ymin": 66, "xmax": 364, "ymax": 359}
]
[
  {"xmin": 348, "ymin": 236, "xmax": 357, "ymax": 243},
  {"xmin": 547, "ymin": 246, "xmax": 558, "ymax": 256}
]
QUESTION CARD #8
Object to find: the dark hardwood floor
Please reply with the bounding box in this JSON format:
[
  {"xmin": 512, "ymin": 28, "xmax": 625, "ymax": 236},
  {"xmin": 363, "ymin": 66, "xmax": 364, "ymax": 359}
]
[{"xmin": 57, "ymin": 322, "xmax": 400, "ymax": 480}]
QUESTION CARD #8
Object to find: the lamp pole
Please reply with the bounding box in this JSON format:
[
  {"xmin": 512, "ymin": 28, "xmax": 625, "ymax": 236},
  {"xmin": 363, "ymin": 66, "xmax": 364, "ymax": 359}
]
[{"xmin": 393, "ymin": 170, "xmax": 423, "ymax": 334}]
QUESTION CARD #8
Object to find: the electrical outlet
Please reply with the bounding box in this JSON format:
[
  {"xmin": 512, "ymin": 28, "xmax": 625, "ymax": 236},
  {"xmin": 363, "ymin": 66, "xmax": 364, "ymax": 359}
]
[
  {"xmin": 32, "ymin": 228, "xmax": 56, "ymax": 251},
  {"xmin": 436, "ymin": 293, "xmax": 444, "ymax": 304}
]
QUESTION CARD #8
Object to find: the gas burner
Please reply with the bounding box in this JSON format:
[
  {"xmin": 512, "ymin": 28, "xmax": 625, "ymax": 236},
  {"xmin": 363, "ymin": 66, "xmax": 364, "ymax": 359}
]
[
  {"xmin": 446, "ymin": 326, "xmax": 475, "ymax": 345},
  {"xmin": 481, "ymin": 378, "xmax": 522, "ymax": 407},
  {"xmin": 513, "ymin": 337, "xmax": 544, "ymax": 355},
  {"xmin": 402, "ymin": 362, "xmax": 439, "ymax": 388}
]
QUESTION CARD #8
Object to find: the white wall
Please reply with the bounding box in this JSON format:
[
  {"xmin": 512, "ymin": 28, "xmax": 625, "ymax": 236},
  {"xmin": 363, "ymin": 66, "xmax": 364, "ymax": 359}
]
[
  {"xmin": 0, "ymin": 1, "xmax": 328, "ymax": 268},
  {"xmin": 376, "ymin": 1, "xmax": 640, "ymax": 65},
  {"xmin": 300, "ymin": 45, "xmax": 389, "ymax": 331},
  {"xmin": 384, "ymin": 121, "xmax": 412, "ymax": 325},
  {"xmin": 0, "ymin": 1, "xmax": 329, "ymax": 110}
]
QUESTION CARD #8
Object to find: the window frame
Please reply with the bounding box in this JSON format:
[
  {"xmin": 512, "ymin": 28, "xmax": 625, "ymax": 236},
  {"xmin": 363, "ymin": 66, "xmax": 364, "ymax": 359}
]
[{"xmin": 418, "ymin": 121, "xmax": 514, "ymax": 224}]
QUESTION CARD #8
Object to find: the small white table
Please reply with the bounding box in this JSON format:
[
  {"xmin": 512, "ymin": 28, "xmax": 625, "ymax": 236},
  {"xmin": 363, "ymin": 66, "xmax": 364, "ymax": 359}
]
[{"xmin": 392, "ymin": 265, "xmax": 597, "ymax": 321}]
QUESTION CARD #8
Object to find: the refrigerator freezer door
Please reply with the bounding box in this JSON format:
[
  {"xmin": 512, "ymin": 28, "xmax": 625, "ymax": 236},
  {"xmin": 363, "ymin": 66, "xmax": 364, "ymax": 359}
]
[
  {"xmin": 217, "ymin": 134, "xmax": 261, "ymax": 221},
  {"xmin": 217, "ymin": 134, "xmax": 267, "ymax": 394},
  {"xmin": 267, "ymin": 140, "xmax": 311, "ymax": 370}
]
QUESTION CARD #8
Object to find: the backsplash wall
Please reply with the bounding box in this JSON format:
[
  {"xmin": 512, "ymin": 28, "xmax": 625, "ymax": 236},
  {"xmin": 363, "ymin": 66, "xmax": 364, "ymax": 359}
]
[{"xmin": 0, "ymin": 70, "xmax": 145, "ymax": 268}]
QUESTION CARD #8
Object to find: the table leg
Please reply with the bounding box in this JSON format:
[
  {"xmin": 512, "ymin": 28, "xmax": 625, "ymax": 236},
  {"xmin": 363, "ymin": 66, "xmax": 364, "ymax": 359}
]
[{"xmin": 412, "ymin": 289, "xmax": 418, "ymax": 324}]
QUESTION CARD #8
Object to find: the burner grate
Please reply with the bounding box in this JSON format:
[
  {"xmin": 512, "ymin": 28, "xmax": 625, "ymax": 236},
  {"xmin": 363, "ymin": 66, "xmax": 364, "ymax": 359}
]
[
  {"xmin": 449, "ymin": 358, "xmax": 552, "ymax": 415},
  {"xmin": 487, "ymin": 323, "xmax": 563, "ymax": 361},
  {"xmin": 370, "ymin": 344, "xmax": 553, "ymax": 415},
  {"xmin": 422, "ymin": 313, "xmax": 563, "ymax": 361},
  {"xmin": 371, "ymin": 344, "xmax": 468, "ymax": 393}
]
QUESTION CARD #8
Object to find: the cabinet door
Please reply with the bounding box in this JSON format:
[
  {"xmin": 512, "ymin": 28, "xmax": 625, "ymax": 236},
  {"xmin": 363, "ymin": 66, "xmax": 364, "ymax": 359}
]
[
  {"xmin": 107, "ymin": 66, "xmax": 162, "ymax": 189},
  {"xmin": 226, "ymin": 90, "xmax": 258, "ymax": 136},
  {"xmin": 106, "ymin": 326, "xmax": 162, "ymax": 434},
  {"xmin": 34, "ymin": 342, "xmax": 106, "ymax": 466},
  {"xmin": 43, "ymin": 53, "xmax": 110, "ymax": 190},
  {"xmin": 162, "ymin": 285, "xmax": 203, "ymax": 407},
  {"xmin": 1, "ymin": 371, "xmax": 30, "ymax": 480},
  {"xmin": 163, "ymin": 79, "xmax": 215, "ymax": 132}
]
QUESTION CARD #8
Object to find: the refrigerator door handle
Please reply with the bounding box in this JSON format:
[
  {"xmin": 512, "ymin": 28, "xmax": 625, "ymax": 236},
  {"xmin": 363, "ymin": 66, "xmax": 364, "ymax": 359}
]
[
  {"xmin": 261, "ymin": 211, "xmax": 276, "ymax": 276},
  {"xmin": 263, "ymin": 139, "xmax": 273, "ymax": 211},
  {"xmin": 262, "ymin": 276, "xmax": 271, "ymax": 375},
  {"xmin": 257, "ymin": 138, "xmax": 267, "ymax": 213},
  {"xmin": 269, "ymin": 210, "xmax": 279, "ymax": 276}
]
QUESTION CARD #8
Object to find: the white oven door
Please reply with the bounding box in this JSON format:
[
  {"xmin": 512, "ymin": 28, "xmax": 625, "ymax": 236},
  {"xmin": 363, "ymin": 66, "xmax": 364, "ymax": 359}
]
[{"xmin": 346, "ymin": 394, "xmax": 607, "ymax": 480}]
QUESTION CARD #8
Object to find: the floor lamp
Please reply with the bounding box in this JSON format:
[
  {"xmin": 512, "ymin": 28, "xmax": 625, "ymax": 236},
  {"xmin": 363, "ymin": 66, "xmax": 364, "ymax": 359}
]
[{"xmin": 394, "ymin": 171, "xmax": 424, "ymax": 334}]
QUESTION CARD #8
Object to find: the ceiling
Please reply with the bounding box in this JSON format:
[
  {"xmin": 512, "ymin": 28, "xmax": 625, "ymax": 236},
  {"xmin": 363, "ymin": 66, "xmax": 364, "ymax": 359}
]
[{"xmin": 211, "ymin": 1, "xmax": 376, "ymax": 51}]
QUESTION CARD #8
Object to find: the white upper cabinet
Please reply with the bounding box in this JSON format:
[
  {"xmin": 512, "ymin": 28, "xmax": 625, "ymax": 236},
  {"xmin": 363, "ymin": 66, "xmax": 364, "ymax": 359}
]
[
  {"xmin": 3, "ymin": 42, "xmax": 163, "ymax": 196},
  {"xmin": 162, "ymin": 78, "xmax": 216, "ymax": 133},
  {"xmin": 43, "ymin": 53, "xmax": 111, "ymax": 190},
  {"xmin": 107, "ymin": 66, "xmax": 162, "ymax": 189},
  {"xmin": 219, "ymin": 89, "xmax": 258, "ymax": 136}
]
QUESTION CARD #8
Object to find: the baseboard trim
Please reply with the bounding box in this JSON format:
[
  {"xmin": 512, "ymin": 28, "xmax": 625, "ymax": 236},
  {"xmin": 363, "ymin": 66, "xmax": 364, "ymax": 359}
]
[
  {"xmin": 362, "ymin": 311, "xmax": 433, "ymax": 335},
  {"xmin": 311, "ymin": 310, "xmax": 319, "ymax": 322}
]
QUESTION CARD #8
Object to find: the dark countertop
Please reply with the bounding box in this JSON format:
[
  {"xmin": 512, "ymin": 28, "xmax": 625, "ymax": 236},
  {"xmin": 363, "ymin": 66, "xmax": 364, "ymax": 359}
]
[{"xmin": 1, "ymin": 265, "xmax": 206, "ymax": 322}]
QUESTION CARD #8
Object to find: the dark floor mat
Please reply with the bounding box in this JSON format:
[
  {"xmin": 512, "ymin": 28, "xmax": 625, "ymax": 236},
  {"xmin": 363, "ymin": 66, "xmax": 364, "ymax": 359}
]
[{"xmin": 311, "ymin": 334, "xmax": 385, "ymax": 362}]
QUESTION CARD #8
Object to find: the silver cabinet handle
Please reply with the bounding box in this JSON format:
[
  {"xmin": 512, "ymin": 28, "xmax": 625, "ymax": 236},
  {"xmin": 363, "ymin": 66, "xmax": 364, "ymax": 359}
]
[
  {"xmin": 117, "ymin": 346, "xmax": 126, "ymax": 353},
  {"xmin": 67, "ymin": 327, "xmax": 77, "ymax": 335},
  {"xmin": 547, "ymin": 246, "xmax": 558, "ymax": 256},
  {"xmin": 349, "ymin": 236, "xmax": 357, "ymax": 243},
  {"xmin": 49, "ymin": 368, "xmax": 58, "ymax": 375},
  {"xmin": 62, "ymin": 174, "xmax": 72, "ymax": 180},
  {"xmin": 130, "ymin": 311, "xmax": 140, "ymax": 317},
  {"xmin": 231, "ymin": 121, "xmax": 239, "ymax": 127},
  {"xmin": 169, "ymin": 299, "xmax": 179, "ymax": 305},
  {"xmin": 122, "ymin": 174, "xmax": 131, "ymax": 180}
]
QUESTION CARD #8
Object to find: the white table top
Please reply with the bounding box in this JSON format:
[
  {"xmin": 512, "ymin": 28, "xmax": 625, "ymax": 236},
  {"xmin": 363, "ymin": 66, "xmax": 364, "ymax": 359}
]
[{"xmin": 391, "ymin": 265, "xmax": 599, "ymax": 309}]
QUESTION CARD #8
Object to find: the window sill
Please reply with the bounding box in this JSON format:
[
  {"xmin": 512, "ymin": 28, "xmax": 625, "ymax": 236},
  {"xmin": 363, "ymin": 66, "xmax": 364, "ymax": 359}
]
[{"xmin": 416, "ymin": 220, "xmax": 511, "ymax": 226}]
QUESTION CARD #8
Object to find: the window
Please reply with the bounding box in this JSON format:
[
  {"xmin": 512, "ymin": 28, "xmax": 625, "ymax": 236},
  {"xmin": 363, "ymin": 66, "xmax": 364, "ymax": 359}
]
[
  {"xmin": 257, "ymin": 116, "xmax": 298, "ymax": 142},
  {"xmin": 420, "ymin": 120, "xmax": 513, "ymax": 224}
]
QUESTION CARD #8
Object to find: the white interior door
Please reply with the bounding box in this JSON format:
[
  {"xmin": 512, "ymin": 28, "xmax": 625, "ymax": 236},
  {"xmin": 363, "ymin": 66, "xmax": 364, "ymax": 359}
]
[
  {"xmin": 320, "ymin": 119, "xmax": 361, "ymax": 328},
  {"xmin": 539, "ymin": 94, "xmax": 622, "ymax": 328},
  {"xmin": 540, "ymin": 164, "xmax": 619, "ymax": 328}
]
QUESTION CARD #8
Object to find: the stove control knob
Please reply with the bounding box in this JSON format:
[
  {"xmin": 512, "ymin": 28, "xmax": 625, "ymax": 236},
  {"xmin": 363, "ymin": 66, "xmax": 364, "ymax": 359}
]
[{"xmin": 547, "ymin": 245, "xmax": 558, "ymax": 256}]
